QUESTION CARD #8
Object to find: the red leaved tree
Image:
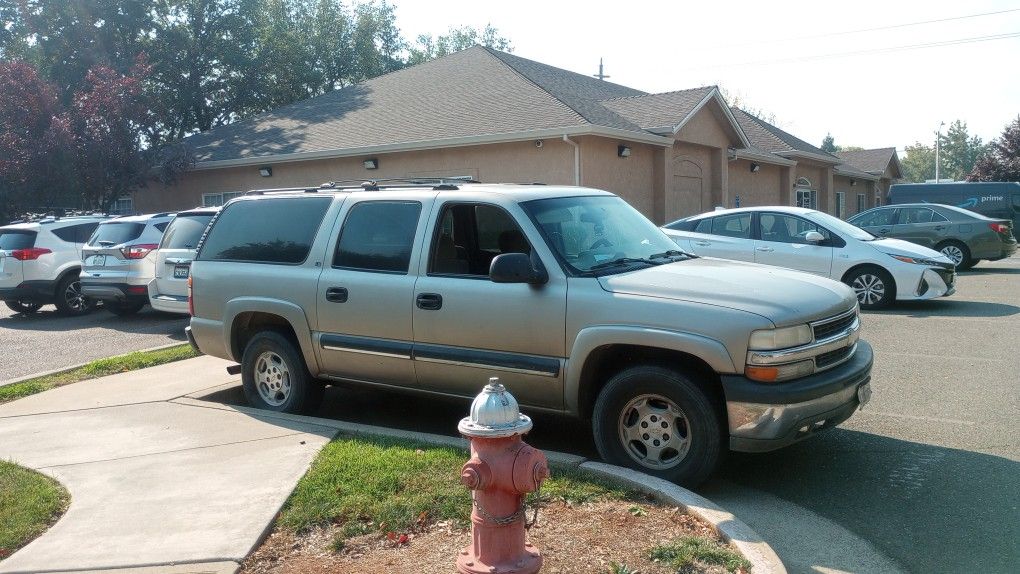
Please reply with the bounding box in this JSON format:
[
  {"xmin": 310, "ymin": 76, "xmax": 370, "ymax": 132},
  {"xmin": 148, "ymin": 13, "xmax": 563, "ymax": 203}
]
[{"xmin": 968, "ymin": 116, "xmax": 1020, "ymax": 182}]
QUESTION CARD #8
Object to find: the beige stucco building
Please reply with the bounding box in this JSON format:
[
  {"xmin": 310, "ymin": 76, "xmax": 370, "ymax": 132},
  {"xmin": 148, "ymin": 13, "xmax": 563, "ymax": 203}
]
[{"xmin": 136, "ymin": 47, "xmax": 900, "ymax": 223}]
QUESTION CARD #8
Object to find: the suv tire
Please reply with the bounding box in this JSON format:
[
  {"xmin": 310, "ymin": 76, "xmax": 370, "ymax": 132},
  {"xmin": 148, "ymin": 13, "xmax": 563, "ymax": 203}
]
[
  {"xmin": 592, "ymin": 365, "xmax": 723, "ymax": 487},
  {"xmin": 53, "ymin": 274, "xmax": 95, "ymax": 316},
  {"xmin": 5, "ymin": 301, "xmax": 42, "ymax": 314},
  {"xmin": 241, "ymin": 331, "xmax": 323, "ymax": 414},
  {"xmin": 105, "ymin": 301, "xmax": 145, "ymax": 316},
  {"xmin": 844, "ymin": 266, "xmax": 895, "ymax": 309}
]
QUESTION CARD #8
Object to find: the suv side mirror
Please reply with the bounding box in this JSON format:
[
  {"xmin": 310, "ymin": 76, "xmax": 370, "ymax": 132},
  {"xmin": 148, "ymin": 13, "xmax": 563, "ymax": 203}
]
[
  {"xmin": 490, "ymin": 253, "xmax": 548, "ymax": 285},
  {"xmin": 805, "ymin": 231, "xmax": 825, "ymax": 243}
]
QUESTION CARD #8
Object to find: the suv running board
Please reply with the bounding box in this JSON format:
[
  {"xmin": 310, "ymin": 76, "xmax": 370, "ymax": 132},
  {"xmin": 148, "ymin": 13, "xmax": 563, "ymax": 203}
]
[{"xmin": 226, "ymin": 364, "xmax": 242, "ymax": 375}]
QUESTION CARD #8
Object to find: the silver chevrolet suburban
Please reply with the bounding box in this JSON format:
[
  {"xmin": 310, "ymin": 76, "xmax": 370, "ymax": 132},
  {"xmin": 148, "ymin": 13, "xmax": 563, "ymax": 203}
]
[{"xmin": 186, "ymin": 181, "xmax": 872, "ymax": 486}]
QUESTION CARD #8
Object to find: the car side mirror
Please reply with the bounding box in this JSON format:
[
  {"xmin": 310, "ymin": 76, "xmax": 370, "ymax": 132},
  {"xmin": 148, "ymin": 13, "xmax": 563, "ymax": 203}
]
[
  {"xmin": 805, "ymin": 231, "xmax": 825, "ymax": 243},
  {"xmin": 490, "ymin": 252, "xmax": 548, "ymax": 285}
]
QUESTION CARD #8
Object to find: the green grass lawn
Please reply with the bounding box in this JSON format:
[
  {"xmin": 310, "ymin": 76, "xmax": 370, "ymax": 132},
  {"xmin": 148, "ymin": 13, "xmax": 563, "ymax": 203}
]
[
  {"xmin": 280, "ymin": 434, "xmax": 634, "ymax": 540},
  {"xmin": 0, "ymin": 344, "xmax": 199, "ymax": 405},
  {"xmin": 650, "ymin": 536, "xmax": 752, "ymax": 573},
  {"xmin": 0, "ymin": 461, "xmax": 69, "ymax": 560}
]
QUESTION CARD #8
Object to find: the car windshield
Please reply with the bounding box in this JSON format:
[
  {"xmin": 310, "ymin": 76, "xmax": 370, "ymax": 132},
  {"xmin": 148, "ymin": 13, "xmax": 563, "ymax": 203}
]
[
  {"xmin": 521, "ymin": 195, "xmax": 690, "ymax": 274},
  {"xmin": 807, "ymin": 211, "xmax": 876, "ymax": 241}
]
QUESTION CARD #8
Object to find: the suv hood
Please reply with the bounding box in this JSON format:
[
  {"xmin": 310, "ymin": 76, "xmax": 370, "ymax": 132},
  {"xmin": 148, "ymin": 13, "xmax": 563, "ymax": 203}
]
[
  {"xmin": 597, "ymin": 258, "xmax": 856, "ymax": 326},
  {"xmin": 870, "ymin": 238, "xmax": 951, "ymax": 263}
]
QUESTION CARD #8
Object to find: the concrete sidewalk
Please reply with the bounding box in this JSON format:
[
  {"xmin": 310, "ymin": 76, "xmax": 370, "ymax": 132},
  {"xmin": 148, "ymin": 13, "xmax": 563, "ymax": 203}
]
[{"xmin": 0, "ymin": 356, "xmax": 335, "ymax": 574}]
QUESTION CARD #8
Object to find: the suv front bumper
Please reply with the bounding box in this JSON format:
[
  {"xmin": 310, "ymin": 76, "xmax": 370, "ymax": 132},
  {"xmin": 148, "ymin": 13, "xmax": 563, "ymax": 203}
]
[{"xmin": 722, "ymin": 339, "xmax": 873, "ymax": 452}]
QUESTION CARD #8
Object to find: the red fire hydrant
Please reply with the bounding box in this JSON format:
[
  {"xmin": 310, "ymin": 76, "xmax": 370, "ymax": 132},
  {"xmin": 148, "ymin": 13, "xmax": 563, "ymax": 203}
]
[{"xmin": 457, "ymin": 378, "xmax": 549, "ymax": 574}]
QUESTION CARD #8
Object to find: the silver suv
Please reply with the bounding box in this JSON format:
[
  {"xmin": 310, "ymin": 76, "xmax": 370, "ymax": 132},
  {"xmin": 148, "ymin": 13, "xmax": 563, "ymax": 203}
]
[
  {"xmin": 187, "ymin": 182, "xmax": 873, "ymax": 485},
  {"xmin": 148, "ymin": 207, "xmax": 219, "ymax": 314},
  {"xmin": 0, "ymin": 215, "xmax": 107, "ymax": 315},
  {"xmin": 81, "ymin": 213, "xmax": 175, "ymax": 315}
]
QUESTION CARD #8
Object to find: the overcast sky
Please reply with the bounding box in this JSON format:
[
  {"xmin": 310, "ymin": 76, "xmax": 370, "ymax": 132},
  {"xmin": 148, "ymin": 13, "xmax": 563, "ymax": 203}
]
[{"xmin": 395, "ymin": 0, "xmax": 1020, "ymax": 153}]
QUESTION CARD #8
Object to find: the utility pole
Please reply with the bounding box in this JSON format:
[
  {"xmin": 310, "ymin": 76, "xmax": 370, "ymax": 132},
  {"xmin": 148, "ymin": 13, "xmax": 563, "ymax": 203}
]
[
  {"xmin": 935, "ymin": 121, "xmax": 945, "ymax": 183},
  {"xmin": 592, "ymin": 58, "xmax": 610, "ymax": 81}
]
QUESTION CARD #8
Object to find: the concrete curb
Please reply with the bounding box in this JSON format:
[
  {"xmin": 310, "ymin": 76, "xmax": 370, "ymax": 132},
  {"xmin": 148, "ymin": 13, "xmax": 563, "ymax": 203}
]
[
  {"xmin": 177, "ymin": 398, "xmax": 784, "ymax": 573},
  {"xmin": 0, "ymin": 342, "xmax": 190, "ymax": 388}
]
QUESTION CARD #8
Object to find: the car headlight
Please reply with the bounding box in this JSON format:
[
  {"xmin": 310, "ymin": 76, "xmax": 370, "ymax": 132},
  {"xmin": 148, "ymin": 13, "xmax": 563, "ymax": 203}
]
[
  {"xmin": 745, "ymin": 360, "xmax": 815, "ymax": 383},
  {"xmin": 889, "ymin": 254, "xmax": 941, "ymax": 266},
  {"xmin": 748, "ymin": 324, "xmax": 813, "ymax": 351}
]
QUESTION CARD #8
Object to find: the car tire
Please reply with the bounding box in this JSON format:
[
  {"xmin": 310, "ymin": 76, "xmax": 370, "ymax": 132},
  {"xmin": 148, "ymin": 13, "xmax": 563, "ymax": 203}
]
[
  {"xmin": 844, "ymin": 266, "xmax": 895, "ymax": 309},
  {"xmin": 53, "ymin": 274, "xmax": 95, "ymax": 316},
  {"xmin": 592, "ymin": 365, "xmax": 723, "ymax": 487},
  {"xmin": 937, "ymin": 240, "xmax": 973, "ymax": 270},
  {"xmin": 4, "ymin": 301, "xmax": 43, "ymax": 314},
  {"xmin": 240, "ymin": 330, "xmax": 322, "ymax": 414},
  {"xmin": 104, "ymin": 300, "xmax": 145, "ymax": 316}
]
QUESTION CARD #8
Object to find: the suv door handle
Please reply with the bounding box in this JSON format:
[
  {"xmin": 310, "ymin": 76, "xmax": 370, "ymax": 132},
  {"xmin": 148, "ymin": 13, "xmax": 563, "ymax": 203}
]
[
  {"xmin": 416, "ymin": 293, "xmax": 443, "ymax": 310},
  {"xmin": 325, "ymin": 287, "xmax": 348, "ymax": 303},
  {"xmin": 756, "ymin": 246, "xmax": 775, "ymax": 252},
  {"xmin": 934, "ymin": 225, "xmax": 946, "ymax": 230}
]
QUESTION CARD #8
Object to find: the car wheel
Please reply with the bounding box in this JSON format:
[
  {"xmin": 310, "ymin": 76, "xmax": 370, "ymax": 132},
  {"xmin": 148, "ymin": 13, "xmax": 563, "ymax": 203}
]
[
  {"xmin": 105, "ymin": 301, "xmax": 145, "ymax": 316},
  {"xmin": 845, "ymin": 266, "xmax": 895, "ymax": 309},
  {"xmin": 937, "ymin": 241, "xmax": 973, "ymax": 270},
  {"xmin": 53, "ymin": 274, "xmax": 96, "ymax": 316},
  {"xmin": 241, "ymin": 330, "xmax": 322, "ymax": 414},
  {"xmin": 4, "ymin": 300, "xmax": 43, "ymax": 314},
  {"xmin": 592, "ymin": 365, "xmax": 723, "ymax": 487}
]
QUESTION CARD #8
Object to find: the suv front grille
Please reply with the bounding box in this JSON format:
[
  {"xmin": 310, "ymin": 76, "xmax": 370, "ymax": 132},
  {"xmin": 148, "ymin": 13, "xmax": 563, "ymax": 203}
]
[
  {"xmin": 813, "ymin": 310, "xmax": 857, "ymax": 341},
  {"xmin": 815, "ymin": 345, "xmax": 854, "ymax": 369}
]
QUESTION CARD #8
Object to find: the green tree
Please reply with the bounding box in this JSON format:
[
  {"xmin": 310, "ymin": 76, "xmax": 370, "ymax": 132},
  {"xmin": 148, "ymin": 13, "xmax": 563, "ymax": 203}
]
[
  {"xmin": 407, "ymin": 24, "xmax": 513, "ymax": 65},
  {"xmin": 901, "ymin": 142, "xmax": 936, "ymax": 183},
  {"xmin": 939, "ymin": 120, "xmax": 986, "ymax": 181},
  {"xmin": 837, "ymin": 145, "xmax": 864, "ymax": 152},
  {"xmin": 968, "ymin": 116, "xmax": 1020, "ymax": 182},
  {"xmin": 820, "ymin": 133, "xmax": 836, "ymax": 153}
]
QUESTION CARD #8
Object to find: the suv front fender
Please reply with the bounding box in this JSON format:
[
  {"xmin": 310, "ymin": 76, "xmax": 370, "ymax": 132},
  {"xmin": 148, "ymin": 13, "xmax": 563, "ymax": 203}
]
[
  {"xmin": 222, "ymin": 298, "xmax": 321, "ymax": 376},
  {"xmin": 564, "ymin": 326, "xmax": 737, "ymax": 416}
]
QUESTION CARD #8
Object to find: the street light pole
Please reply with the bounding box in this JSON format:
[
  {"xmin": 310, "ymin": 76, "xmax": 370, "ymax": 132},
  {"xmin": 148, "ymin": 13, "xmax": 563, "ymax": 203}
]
[{"xmin": 935, "ymin": 121, "xmax": 945, "ymax": 183}]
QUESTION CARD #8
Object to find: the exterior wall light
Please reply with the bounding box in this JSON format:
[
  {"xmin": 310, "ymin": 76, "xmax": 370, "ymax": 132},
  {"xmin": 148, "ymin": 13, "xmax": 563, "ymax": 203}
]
[
  {"xmin": 258, "ymin": 166, "xmax": 272, "ymax": 177},
  {"xmin": 850, "ymin": 179, "xmax": 857, "ymax": 186},
  {"xmin": 364, "ymin": 158, "xmax": 379, "ymax": 169},
  {"xmin": 617, "ymin": 145, "xmax": 631, "ymax": 158},
  {"xmin": 750, "ymin": 162, "xmax": 761, "ymax": 173}
]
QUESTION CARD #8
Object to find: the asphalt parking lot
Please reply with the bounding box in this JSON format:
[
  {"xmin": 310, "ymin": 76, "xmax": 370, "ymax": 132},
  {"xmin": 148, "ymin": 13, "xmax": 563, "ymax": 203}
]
[
  {"xmin": 0, "ymin": 305, "xmax": 189, "ymax": 384},
  {"xmin": 198, "ymin": 255, "xmax": 1020, "ymax": 573}
]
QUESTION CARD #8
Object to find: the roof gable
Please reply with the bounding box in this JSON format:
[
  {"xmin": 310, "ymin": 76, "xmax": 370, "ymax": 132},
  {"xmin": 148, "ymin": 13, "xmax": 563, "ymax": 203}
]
[
  {"xmin": 836, "ymin": 148, "xmax": 902, "ymax": 178},
  {"xmin": 602, "ymin": 87, "xmax": 750, "ymax": 148}
]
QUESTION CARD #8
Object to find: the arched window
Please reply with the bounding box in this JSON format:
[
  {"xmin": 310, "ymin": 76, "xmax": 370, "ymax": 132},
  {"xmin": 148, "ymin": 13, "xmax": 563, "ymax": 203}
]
[{"xmin": 795, "ymin": 177, "xmax": 812, "ymax": 188}]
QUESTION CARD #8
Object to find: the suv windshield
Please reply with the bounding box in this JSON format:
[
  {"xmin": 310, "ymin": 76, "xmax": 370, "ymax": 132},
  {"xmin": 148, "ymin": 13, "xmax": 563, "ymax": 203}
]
[
  {"xmin": 161, "ymin": 214, "xmax": 214, "ymax": 249},
  {"xmin": 522, "ymin": 195, "xmax": 688, "ymax": 274},
  {"xmin": 0, "ymin": 230, "xmax": 37, "ymax": 250},
  {"xmin": 808, "ymin": 211, "xmax": 875, "ymax": 241},
  {"xmin": 88, "ymin": 222, "xmax": 145, "ymax": 246}
]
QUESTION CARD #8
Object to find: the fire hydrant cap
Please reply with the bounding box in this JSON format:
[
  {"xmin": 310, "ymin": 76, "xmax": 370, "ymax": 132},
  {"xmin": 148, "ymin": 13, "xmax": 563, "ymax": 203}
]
[{"xmin": 458, "ymin": 378, "xmax": 533, "ymax": 438}]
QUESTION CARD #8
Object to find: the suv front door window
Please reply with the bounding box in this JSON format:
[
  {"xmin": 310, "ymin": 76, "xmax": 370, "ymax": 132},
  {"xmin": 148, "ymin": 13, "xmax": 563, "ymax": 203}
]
[
  {"xmin": 316, "ymin": 198, "xmax": 426, "ymax": 385},
  {"xmin": 413, "ymin": 201, "xmax": 566, "ymax": 408}
]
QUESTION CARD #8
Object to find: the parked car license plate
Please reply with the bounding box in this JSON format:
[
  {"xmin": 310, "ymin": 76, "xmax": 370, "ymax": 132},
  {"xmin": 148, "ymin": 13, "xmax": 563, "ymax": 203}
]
[
  {"xmin": 173, "ymin": 265, "xmax": 190, "ymax": 279},
  {"xmin": 92, "ymin": 255, "xmax": 106, "ymax": 266},
  {"xmin": 857, "ymin": 382, "xmax": 872, "ymax": 408}
]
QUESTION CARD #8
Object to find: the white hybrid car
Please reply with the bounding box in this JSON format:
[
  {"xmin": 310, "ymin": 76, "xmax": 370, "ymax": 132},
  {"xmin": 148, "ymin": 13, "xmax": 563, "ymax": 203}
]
[{"xmin": 662, "ymin": 206, "xmax": 957, "ymax": 309}]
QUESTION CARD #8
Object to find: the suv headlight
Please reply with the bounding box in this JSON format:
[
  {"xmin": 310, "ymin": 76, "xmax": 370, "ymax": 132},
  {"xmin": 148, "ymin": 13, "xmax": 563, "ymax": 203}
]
[{"xmin": 748, "ymin": 324, "xmax": 813, "ymax": 351}]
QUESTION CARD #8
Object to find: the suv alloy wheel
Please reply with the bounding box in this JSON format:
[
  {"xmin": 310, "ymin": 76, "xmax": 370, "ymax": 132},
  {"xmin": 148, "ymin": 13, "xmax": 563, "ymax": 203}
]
[
  {"xmin": 240, "ymin": 331, "xmax": 324, "ymax": 414},
  {"xmin": 54, "ymin": 274, "xmax": 95, "ymax": 316}
]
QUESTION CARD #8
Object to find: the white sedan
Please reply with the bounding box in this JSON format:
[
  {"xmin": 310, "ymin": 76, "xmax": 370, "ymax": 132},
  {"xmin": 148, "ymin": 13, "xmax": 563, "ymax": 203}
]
[{"xmin": 662, "ymin": 206, "xmax": 957, "ymax": 309}]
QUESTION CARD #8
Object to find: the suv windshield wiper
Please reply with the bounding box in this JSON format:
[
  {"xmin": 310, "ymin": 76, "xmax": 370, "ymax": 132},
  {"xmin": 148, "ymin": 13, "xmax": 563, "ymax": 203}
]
[
  {"xmin": 96, "ymin": 240, "xmax": 115, "ymax": 246},
  {"xmin": 649, "ymin": 249, "xmax": 696, "ymax": 260},
  {"xmin": 589, "ymin": 257, "xmax": 662, "ymax": 271}
]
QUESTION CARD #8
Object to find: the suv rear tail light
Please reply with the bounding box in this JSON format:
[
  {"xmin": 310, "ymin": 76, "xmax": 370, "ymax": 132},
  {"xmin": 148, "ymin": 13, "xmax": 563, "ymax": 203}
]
[
  {"xmin": 989, "ymin": 222, "xmax": 1010, "ymax": 234},
  {"xmin": 187, "ymin": 276, "xmax": 194, "ymax": 316},
  {"xmin": 121, "ymin": 243, "xmax": 159, "ymax": 259},
  {"xmin": 10, "ymin": 247, "xmax": 52, "ymax": 261}
]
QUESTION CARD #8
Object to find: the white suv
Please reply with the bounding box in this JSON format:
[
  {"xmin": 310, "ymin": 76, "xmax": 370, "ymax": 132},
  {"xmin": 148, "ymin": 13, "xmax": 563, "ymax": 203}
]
[
  {"xmin": 0, "ymin": 216, "xmax": 107, "ymax": 315},
  {"xmin": 81, "ymin": 213, "xmax": 175, "ymax": 315},
  {"xmin": 148, "ymin": 207, "xmax": 219, "ymax": 314}
]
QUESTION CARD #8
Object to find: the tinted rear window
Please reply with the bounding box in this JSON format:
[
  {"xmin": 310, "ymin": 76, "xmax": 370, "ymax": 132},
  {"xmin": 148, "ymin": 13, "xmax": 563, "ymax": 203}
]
[
  {"xmin": 161, "ymin": 214, "xmax": 214, "ymax": 249},
  {"xmin": 0, "ymin": 230, "xmax": 36, "ymax": 250},
  {"xmin": 88, "ymin": 222, "xmax": 145, "ymax": 246},
  {"xmin": 199, "ymin": 197, "xmax": 332, "ymax": 264}
]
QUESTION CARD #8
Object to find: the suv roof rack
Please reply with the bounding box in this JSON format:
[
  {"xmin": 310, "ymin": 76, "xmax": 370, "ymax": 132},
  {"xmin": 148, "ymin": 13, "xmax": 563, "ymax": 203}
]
[{"xmin": 244, "ymin": 176, "xmax": 480, "ymax": 196}]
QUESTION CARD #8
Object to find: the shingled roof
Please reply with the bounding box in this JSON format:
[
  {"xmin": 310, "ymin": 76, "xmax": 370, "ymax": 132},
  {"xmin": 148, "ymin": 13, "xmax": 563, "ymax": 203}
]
[
  {"xmin": 601, "ymin": 88, "xmax": 715, "ymax": 131},
  {"xmin": 836, "ymin": 148, "xmax": 903, "ymax": 178},
  {"xmin": 184, "ymin": 46, "xmax": 674, "ymax": 166},
  {"xmin": 731, "ymin": 108, "xmax": 840, "ymax": 163}
]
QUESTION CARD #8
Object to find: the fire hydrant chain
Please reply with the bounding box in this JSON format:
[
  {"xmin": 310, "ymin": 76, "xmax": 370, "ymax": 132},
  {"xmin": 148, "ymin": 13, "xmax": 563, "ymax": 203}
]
[
  {"xmin": 472, "ymin": 492, "xmax": 526, "ymax": 526},
  {"xmin": 525, "ymin": 482, "xmax": 541, "ymax": 530}
]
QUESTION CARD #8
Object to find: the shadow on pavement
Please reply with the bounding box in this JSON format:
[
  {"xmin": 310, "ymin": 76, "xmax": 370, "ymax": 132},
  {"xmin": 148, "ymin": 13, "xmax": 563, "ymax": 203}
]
[
  {"xmin": 709, "ymin": 429, "xmax": 1019, "ymax": 574},
  {"xmin": 864, "ymin": 299, "xmax": 1020, "ymax": 318},
  {"xmin": 0, "ymin": 307, "xmax": 188, "ymax": 338},
  {"xmin": 963, "ymin": 266, "xmax": 1020, "ymax": 275}
]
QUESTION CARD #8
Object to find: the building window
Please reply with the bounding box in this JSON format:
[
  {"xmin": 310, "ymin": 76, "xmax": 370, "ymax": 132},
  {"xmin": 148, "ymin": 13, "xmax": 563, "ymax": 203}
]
[
  {"xmin": 796, "ymin": 177, "xmax": 812, "ymax": 187},
  {"xmin": 202, "ymin": 192, "xmax": 244, "ymax": 207},
  {"xmin": 857, "ymin": 193, "xmax": 866, "ymax": 214},
  {"xmin": 796, "ymin": 189, "xmax": 816, "ymax": 209},
  {"xmin": 110, "ymin": 196, "xmax": 133, "ymax": 215},
  {"xmin": 835, "ymin": 192, "xmax": 845, "ymax": 219}
]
